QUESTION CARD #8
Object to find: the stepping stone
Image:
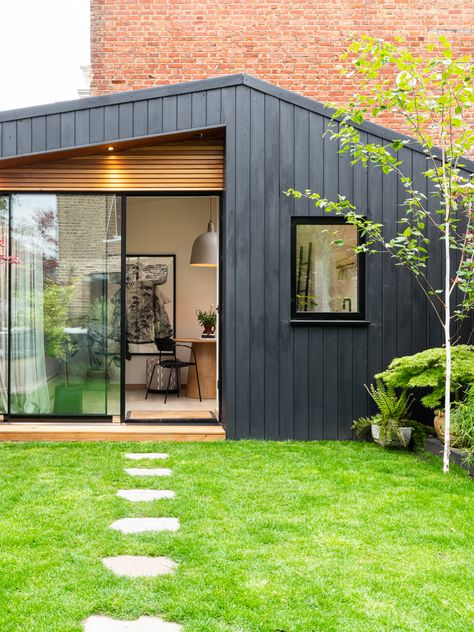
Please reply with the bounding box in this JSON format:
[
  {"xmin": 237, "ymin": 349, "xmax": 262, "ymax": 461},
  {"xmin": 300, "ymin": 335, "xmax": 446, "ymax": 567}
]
[
  {"xmin": 125, "ymin": 468, "xmax": 172, "ymax": 477},
  {"xmin": 102, "ymin": 555, "xmax": 178, "ymax": 577},
  {"xmin": 84, "ymin": 614, "xmax": 182, "ymax": 631},
  {"xmin": 125, "ymin": 453, "xmax": 169, "ymax": 460},
  {"xmin": 117, "ymin": 489, "xmax": 176, "ymax": 502},
  {"xmin": 110, "ymin": 517, "xmax": 180, "ymax": 534}
]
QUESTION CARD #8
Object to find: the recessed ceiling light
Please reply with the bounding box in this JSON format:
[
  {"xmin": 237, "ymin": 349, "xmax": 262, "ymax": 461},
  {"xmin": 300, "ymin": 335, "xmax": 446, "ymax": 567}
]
[{"xmin": 107, "ymin": 146, "xmax": 115, "ymax": 151}]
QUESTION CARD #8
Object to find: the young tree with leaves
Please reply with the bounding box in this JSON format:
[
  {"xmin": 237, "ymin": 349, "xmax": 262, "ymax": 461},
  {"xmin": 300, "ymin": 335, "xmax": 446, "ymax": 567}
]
[{"xmin": 287, "ymin": 36, "xmax": 474, "ymax": 472}]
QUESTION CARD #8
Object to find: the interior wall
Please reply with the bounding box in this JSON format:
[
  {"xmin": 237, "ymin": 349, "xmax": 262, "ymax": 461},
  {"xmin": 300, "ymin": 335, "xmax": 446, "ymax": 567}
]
[{"xmin": 126, "ymin": 195, "xmax": 218, "ymax": 384}]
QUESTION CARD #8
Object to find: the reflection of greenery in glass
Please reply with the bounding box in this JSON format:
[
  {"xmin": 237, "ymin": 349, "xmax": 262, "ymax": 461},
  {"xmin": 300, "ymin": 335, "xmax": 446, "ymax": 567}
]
[
  {"xmin": 43, "ymin": 281, "xmax": 74, "ymax": 360},
  {"xmin": 87, "ymin": 296, "xmax": 120, "ymax": 371},
  {"xmin": 43, "ymin": 280, "xmax": 77, "ymax": 386}
]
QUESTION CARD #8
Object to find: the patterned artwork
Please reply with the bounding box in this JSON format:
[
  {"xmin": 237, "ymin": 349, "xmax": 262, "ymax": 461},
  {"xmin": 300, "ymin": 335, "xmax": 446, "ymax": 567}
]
[{"xmin": 126, "ymin": 255, "xmax": 175, "ymax": 355}]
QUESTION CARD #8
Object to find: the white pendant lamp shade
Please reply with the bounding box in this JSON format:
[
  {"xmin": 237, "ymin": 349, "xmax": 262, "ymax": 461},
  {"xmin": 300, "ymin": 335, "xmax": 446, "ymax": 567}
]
[{"xmin": 190, "ymin": 219, "xmax": 218, "ymax": 267}]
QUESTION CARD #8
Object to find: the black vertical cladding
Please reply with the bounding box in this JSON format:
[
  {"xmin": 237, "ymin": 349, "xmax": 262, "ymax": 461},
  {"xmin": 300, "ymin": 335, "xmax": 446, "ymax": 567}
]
[
  {"xmin": 366, "ymin": 134, "xmax": 384, "ymax": 416},
  {"xmin": 411, "ymin": 151, "xmax": 429, "ymax": 353},
  {"xmin": 220, "ymin": 86, "xmax": 237, "ymax": 439},
  {"xmin": 307, "ymin": 113, "xmax": 325, "ymax": 440},
  {"xmin": 397, "ymin": 148, "xmax": 414, "ymax": 359},
  {"xmin": 293, "ymin": 107, "xmax": 310, "ymax": 440},
  {"xmin": 60, "ymin": 112, "xmax": 75, "ymax": 148},
  {"xmin": 381, "ymin": 141, "xmax": 398, "ymax": 370},
  {"xmin": 0, "ymin": 74, "xmax": 465, "ymax": 439},
  {"xmin": 352, "ymin": 131, "xmax": 369, "ymax": 425},
  {"xmin": 249, "ymin": 89, "xmax": 265, "ymax": 438},
  {"xmin": 234, "ymin": 85, "xmax": 251, "ymax": 437},
  {"xmin": 278, "ymin": 100, "xmax": 295, "ymax": 439},
  {"xmin": 104, "ymin": 105, "xmax": 119, "ymax": 141},
  {"xmin": 263, "ymin": 94, "xmax": 281, "ymax": 440}
]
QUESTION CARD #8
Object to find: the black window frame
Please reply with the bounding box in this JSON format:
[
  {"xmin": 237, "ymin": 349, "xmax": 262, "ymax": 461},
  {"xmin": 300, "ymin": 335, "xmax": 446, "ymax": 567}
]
[{"xmin": 291, "ymin": 216, "xmax": 365, "ymax": 322}]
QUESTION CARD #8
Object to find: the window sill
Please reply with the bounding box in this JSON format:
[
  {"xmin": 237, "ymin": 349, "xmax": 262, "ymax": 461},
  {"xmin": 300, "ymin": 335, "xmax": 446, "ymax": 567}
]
[{"xmin": 290, "ymin": 319, "xmax": 371, "ymax": 326}]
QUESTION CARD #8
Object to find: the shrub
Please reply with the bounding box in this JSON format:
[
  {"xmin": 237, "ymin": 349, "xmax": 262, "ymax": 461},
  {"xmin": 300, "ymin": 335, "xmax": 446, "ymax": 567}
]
[
  {"xmin": 451, "ymin": 386, "xmax": 474, "ymax": 466},
  {"xmin": 376, "ymin": 346, "xmax": 474, "ymax": 410}
]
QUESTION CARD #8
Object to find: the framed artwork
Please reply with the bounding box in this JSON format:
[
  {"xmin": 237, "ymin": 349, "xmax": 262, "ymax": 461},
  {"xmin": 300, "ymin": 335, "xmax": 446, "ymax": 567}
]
[{"xmin": 126, "ymin": 254, "xmax": 176, "ymax": 355}]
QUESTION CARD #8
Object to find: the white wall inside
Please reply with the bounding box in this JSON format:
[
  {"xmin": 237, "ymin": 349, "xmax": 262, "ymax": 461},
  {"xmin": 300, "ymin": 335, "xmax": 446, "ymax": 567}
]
[{"xmin": 126, "ymin": 195, "xmax": 218, "ymax": 384}]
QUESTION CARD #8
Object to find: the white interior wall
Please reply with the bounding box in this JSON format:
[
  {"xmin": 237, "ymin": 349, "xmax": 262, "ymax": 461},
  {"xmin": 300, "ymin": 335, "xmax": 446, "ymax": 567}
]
[{"xmin": 126, "ymin": 195, "xmax": 218, "ymax": 385}]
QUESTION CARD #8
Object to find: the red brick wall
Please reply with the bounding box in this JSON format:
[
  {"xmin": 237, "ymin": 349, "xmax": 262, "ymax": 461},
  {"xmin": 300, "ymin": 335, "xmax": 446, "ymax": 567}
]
[{"xmin": 91, "ymin": 0, "xmax": 474, "ymax": 136}]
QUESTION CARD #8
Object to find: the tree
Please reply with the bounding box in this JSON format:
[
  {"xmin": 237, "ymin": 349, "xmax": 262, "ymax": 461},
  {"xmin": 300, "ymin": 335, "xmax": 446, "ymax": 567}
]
[{"xmin": 286, "ymin": 36, "xmax": 474, "ymax": 472}]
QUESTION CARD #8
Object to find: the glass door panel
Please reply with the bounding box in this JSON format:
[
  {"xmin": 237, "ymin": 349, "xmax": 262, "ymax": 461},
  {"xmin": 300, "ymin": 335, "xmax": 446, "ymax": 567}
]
[
  {"xmin": 0, "ymin": 196, "xmax": 9, "ymax": 413},
  {"xmin": 9, "ymin": 194, "xmax": 122, "ymax": 416}
]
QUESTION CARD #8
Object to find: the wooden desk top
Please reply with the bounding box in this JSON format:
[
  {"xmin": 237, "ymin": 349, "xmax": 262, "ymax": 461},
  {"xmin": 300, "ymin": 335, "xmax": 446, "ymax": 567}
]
[{"xmin": 175, "ymin": 337, "xmax": 216, "ymax": 344}]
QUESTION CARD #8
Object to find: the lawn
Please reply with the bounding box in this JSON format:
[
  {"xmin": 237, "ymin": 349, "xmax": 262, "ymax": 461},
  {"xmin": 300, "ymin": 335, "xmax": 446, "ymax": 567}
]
[{"xmin": 0, "ymin": 441, "xmax": 472, "ymax": 632}]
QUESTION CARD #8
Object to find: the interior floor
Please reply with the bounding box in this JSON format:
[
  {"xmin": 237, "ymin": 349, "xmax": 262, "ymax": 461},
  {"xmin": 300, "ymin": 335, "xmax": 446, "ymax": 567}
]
[{"xmin": 126, "ymin": 387, "xmax": 217, "ymax": 413}]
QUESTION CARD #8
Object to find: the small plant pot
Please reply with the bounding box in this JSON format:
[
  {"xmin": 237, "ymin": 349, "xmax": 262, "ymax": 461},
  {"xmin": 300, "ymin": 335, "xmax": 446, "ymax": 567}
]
[
  {"xmin": 201, "ymin": 323, "xmax": 216, "ymax": 338},
  {"xmin": 433, "ymin": 410, "xmax": 462, "ymax": 447},
  {"xmin": 371, "ymin": 423, "xmax": 412, "ymax": 448},
  {"xmin": 54, "ymin": 384, "xmax": 83, "ymax": 415},
  {"xmin": 86, "ymin": 368, "xmax": 108, "ymax": 381}
]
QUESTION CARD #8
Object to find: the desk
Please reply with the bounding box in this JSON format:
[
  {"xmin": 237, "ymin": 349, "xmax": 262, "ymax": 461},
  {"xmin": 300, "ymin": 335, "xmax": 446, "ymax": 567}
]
[{"xmin": 175, "ymin": 338, "xmax": 216, "ymax": 399}]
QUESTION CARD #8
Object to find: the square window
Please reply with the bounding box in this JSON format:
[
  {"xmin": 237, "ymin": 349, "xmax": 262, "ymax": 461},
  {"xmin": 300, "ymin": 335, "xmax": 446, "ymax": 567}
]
[{"xmin": 291, "ymin": 217, "xmax": 364, "ymax": 320}]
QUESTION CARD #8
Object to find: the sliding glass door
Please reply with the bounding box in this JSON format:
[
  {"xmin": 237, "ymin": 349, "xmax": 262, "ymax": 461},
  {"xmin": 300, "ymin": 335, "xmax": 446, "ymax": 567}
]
[
  {"xmin": 0, "ymin": 196, "xmax": 9, "ymax": 414},
  {"xmin": 8, "ymin": 194, "xmax": 122, "ymax": 417}
]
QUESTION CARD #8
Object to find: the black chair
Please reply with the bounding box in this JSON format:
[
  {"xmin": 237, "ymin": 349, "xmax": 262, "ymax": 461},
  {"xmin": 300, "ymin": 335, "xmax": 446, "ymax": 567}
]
[{"xmin": 145, "ymin": 336, "xmax": 202, "ymax": 403}]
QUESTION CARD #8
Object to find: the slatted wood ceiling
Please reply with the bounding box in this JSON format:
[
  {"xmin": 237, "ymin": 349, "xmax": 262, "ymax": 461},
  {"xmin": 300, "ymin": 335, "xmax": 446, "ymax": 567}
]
[{"xmin": 0, "ymin": 140, "xmax": 224, "ymax": 191}]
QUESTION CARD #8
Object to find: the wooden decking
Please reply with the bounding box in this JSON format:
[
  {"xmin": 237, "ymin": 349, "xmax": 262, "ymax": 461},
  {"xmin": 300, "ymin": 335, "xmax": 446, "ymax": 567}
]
[{"xmin": 0, "ymin": 421, "xmax": 226, "ymax": 442}]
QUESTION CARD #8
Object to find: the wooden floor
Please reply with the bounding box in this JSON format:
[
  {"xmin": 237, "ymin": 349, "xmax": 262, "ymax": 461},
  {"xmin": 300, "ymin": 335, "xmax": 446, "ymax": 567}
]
[
  {"xmin": 126, "ymin": 410, "xmax": 215, "ymax": 421},
  {"xmin": 0, "ymin": 422, "xmax": 226, "ymax": 442}
]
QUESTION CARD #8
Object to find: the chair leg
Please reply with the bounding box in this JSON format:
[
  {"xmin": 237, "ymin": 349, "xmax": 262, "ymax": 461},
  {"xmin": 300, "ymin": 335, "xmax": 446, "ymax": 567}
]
[
  {"xmin": 145, "ymin": 364, "xmax": 157, "ymax": 399},
  {"xmin": 176, "ymin": 368, "xmax": 180, "ymax": 398},
  {"xmin": 164, "ymin": 367, "xmax": 173, "ymax": 404},
  {"xmin": 194, "ymin": 362, "xmax": 202, "ymax": 402}
]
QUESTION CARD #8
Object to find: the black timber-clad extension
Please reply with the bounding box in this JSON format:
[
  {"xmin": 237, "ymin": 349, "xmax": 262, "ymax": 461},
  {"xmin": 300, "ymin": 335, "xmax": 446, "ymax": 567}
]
[{"xmin": 1, "ymin": 74, "xmax": 473, "ymax": 439}]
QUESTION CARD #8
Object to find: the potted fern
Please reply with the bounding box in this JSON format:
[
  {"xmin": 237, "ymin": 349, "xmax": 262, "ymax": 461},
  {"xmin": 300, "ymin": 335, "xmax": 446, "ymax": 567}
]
[{"xmin": 353, "ymin": 380, "xmax": 426, "ymax": 449}]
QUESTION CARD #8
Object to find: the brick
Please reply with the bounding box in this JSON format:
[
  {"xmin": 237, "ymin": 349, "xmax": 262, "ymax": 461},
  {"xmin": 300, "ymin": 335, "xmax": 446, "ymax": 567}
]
[{"xmin": 90, "ymin": 0, "xmax": 474, "ymax": 142}]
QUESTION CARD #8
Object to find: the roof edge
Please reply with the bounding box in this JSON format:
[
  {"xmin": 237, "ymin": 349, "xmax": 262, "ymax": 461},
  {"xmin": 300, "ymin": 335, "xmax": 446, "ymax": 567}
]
[
  {"xmin": 1, "ymin": 72, "xmax": 473, "ymax": 172},
  {"xmin": 241, "ymin": 75, "xmax": 474, "ymax": 173},
  {"xmin": 0, "ymin": 74, "xmax": 247, "ymax": 123}
]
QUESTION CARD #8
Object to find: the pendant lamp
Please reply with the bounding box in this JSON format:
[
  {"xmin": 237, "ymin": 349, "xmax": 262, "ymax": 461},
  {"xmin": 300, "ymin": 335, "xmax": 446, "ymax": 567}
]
[{"xmin": 190, "ymin": 199, "xmax": 218, "ymax": 267}]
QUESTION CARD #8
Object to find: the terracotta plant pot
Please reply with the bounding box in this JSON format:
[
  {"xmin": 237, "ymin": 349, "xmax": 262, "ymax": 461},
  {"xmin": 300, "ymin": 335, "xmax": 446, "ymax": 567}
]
[
  {"xmin": 201, "ymin": 323, "xmax": 216, "ymax": 338},
  {"xmin": 371, "ymin": 423, "xmax": 412, "ymax": 448},
  {"xmin": 433, "ymin": 410, "xmax": 461, "ymax": 447}
]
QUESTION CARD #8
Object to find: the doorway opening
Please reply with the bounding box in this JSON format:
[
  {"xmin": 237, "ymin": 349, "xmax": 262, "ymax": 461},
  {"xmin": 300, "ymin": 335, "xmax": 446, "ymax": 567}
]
[{"xmin": 123, "ymin": 194, "xmax": 220, "ymax": 423}]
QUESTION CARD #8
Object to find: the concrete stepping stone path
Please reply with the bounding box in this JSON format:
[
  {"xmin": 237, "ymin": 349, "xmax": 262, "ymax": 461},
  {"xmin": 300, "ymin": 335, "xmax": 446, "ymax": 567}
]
[
  {"xmin": 102, "ymin": 555, "xmax": 178, "ymax": 577},
  {"xmin": 110, "ymin": 517, "xmax": 180, "ymax": 534},
  {"xmin": 117, "ymin": 489, "xmax": 176, "ymax": 502},
  {"xmin": 125, "ymin": 468, "xmax": 172, "ymax": 477},
  {"xmin": 84, "ymin": 614, "xmax": 182, "ymax": 631},
  {"xmin": 125, "ymin": 453, "xmax": 169, "ymax": 460}
]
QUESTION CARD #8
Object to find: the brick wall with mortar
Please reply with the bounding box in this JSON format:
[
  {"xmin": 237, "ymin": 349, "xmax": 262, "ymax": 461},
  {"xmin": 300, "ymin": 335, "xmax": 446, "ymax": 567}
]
[
  {"xmin": 90, "ymin": 0, "xmax": 474, "ymax": 138},
  {"xmin": 56, "ymin": 195, "xmax": 120, "ymax": 319}
]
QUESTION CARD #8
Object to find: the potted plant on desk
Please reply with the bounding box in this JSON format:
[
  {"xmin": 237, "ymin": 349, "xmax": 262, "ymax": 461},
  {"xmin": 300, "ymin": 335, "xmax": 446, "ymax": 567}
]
[{"xmin": 196, "ymin": 308, "xmax": 217, "ymax": 338}]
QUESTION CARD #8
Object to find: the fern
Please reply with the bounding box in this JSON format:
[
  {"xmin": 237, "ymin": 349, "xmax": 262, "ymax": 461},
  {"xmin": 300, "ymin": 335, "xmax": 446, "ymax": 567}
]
[
  {"xmin": 352, "ymin": 379, "xmax": 425, "ymax": 450},
  {"xmin": 365, "ymin": 379, "xmax": 413, "ymax": 421}
]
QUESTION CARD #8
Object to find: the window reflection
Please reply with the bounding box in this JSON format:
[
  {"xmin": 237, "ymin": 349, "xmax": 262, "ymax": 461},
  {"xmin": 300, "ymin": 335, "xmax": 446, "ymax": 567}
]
[
  {"xmin": 9, "ymin": 194, "xmax": 121, "ymax": 415},
  {"xmin": 295, "ymin": 222, "xmax": 359, "ymax": 314}
]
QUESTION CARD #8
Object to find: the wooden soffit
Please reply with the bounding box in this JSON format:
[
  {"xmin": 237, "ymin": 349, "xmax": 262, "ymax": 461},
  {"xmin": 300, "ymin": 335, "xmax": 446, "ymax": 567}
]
[{"xmin": 0, "ymin": 136, "xmax": 224, "ymax": 192}]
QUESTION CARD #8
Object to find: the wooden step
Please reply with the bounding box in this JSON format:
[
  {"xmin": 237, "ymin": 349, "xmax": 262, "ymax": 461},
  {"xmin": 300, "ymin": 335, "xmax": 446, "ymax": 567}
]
[{"xmin": 0, "ymin": 422, "xmax": 226, "ymax": 442}]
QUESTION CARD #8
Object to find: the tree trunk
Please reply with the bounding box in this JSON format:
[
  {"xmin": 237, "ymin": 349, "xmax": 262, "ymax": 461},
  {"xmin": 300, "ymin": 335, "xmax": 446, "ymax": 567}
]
[{"xmin": 443, "ymin": 196, "xmax": 451, "ymax": 474}]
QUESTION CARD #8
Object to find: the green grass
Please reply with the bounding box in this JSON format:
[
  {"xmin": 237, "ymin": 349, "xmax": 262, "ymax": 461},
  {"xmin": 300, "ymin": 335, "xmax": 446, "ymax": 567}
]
[{"xmin": 0, "ymin": 441, "xmax": 472, "ymax": 631}]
